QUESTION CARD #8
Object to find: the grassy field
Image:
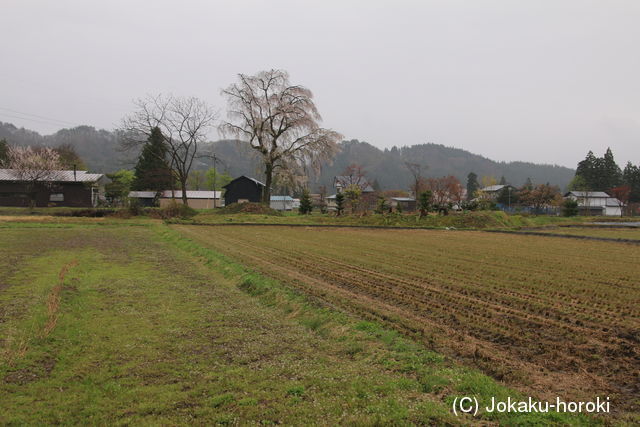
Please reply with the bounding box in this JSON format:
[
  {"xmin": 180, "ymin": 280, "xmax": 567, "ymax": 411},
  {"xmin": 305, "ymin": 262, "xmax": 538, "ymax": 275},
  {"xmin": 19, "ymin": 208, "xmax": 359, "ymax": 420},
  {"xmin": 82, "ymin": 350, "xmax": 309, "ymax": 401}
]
[
  {"xmin": 173, "ymin": 224, "xmax": 640, "ymax": 421},
  {"xmin": 0, "ymin": 222, "xmax": 596, "ymax": 425},
  {"xmin": 1, "ymin": 218, "xmax": 634, "ymax": 424},
  {"xmin": 531, "ymin": 226, "xmax": 640, "ymax": 241}
]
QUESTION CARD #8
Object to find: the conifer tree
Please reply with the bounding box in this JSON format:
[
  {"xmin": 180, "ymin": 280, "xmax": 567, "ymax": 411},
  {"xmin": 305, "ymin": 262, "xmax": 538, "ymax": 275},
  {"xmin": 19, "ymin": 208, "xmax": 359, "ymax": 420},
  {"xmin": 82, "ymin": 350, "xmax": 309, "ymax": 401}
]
[
  {"xmin": 335, "ymin": 192, "xmax": 345, "ymax": 216},
  {"xmin": 131, "ymin": 127, "xmax": 174, "ymax": 192},
  {"xmin": 466, "ymin": 172, "xmax": 479, "ymax": 200},
  {"xmin": 299, "ymin": 189, "xmax": 313, "ymax": 214}
]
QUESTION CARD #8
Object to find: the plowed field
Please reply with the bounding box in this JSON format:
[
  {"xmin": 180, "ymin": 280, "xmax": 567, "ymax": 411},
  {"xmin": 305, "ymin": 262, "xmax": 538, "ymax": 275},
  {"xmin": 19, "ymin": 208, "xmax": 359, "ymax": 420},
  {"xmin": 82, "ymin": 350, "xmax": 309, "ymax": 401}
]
[{"xmin": 174, "ymin": 225, "xmax": 640, "ymax": 412}]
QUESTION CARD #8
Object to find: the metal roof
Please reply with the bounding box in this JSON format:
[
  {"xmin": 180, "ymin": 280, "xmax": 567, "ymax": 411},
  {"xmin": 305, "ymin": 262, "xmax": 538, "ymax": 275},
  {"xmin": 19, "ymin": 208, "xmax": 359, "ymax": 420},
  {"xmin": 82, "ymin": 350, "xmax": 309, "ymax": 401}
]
[
  {"xmin": 270, "ymin": 196, "xmax": 294, "ymax": 201},
  {"xmin": 391, "ymin": 197, "xmax": 416, "ymax": 202},
  {"xmin": 0, "ymin": 168, "xmax": 103, "ymax": 183},
  {"xmin": 481, "ymin": 184, "xmax": 512, "ymax": 192},
  {"xmin": 565, "ymin": 191, "xmax": 611, "ymax": 198},
  {"xmin": 160, "ymin": 190, "xmax": 222, "ymax": 199}
]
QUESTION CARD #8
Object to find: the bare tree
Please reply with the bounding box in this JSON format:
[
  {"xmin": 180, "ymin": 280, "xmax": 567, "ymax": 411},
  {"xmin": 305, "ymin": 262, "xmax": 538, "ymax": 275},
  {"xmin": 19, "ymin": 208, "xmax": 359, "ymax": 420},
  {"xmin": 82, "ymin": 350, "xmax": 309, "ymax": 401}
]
[
  {"xmin": 404, "ymin": 162, "xmax": 426, "ymax": 197},
  {"xmin": 336, "ymin": 163, "xmax": 369, "ymax": 191},
  {"xmin": 120, "ymin": 94, "xmax": 216, "ymax": 206},
  {"xmin": 7, "ymin": 146, "xmax": 63, "ymax": 209},
  {"xmin": 220, "ymin": 69, "xmax": 342, "ymax": 204}
]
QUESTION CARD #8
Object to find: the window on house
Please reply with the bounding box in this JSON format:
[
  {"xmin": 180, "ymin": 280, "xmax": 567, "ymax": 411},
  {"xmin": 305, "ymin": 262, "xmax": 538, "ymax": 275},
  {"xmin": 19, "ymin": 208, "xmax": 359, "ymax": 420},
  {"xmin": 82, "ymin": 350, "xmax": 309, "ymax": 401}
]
[{"xmin": 49, "ymin": 193, "xmax": 64, "ymax": 202}]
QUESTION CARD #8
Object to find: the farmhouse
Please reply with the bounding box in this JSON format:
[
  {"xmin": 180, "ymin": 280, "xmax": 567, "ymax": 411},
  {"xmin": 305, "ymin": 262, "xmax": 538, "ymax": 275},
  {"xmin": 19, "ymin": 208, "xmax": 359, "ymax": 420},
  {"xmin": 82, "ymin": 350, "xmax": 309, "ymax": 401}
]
[
  {"xmin": 478, "ymin": 184, "xmax": 516, "ymax": 200},
  {"xmin": 223, "ymin": 176, "xmax": 265, "ymax": 205},
  {"xmin": 563, "ymin": 191, "xmax": 624, "ymax": 216},
  {"xmin": 270, "ymin": 195, "xmax": 295, "ymax": 211},
  {"xmin": 0, "ymin": 168, "xmax": 104, "ymax": 207},
  {"xmin": 329, "ymin": 175, "xmax": 377, "ymax": 210}
]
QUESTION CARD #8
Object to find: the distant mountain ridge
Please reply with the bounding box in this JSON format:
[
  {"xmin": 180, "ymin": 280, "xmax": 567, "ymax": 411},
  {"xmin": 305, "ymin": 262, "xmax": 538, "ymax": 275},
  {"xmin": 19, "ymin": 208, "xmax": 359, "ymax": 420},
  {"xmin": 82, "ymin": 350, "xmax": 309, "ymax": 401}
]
[{"xmin": 0, "ymin": 122, "xmax": 575, "ymax": 190}]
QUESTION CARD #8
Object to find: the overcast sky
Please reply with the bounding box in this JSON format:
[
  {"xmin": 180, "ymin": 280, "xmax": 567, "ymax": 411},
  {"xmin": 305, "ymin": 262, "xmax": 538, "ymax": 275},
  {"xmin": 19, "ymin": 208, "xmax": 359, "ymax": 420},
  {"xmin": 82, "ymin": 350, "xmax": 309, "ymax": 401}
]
[{"xmin": 1, "ymin": 1, "xmax": 639, "ymax": 168}]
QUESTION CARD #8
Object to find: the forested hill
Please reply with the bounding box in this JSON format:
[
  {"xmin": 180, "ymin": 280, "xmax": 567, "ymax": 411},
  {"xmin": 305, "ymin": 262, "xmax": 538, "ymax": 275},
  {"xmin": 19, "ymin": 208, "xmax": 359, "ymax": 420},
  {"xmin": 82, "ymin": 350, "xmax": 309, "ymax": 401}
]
[
  {"xmin": 0, "ymin": 122, "xmax": 574, "ymax": 189},
  {"xmin": 211, "ymin": 139, "xmax": 575, "ymax": 190},
  {"xmin": 0, "ymin": 122, "xmax": 137, "ymax": 172}
]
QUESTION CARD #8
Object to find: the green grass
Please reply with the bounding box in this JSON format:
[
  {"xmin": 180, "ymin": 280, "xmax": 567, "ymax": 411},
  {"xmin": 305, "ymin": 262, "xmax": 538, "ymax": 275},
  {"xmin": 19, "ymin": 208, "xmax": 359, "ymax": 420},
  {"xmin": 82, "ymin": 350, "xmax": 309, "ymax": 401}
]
[
  {"xmin": 0, "ymin": 222, "xmax": 609, "ymax": 424},
  {"xmin": 0, "ymin": 225, "xmax": 457, "ymax": 424}
]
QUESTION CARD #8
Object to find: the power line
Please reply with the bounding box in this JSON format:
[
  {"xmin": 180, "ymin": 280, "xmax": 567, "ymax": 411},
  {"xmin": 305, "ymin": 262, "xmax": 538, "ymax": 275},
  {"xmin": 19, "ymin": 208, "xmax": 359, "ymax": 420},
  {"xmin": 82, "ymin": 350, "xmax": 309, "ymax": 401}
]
[
  {"xmin": 0, "ymin": 112, "xmax": 72, "ymax": 127},
  {"xmin": 0, "ymin": 107, "xmax": 79, "ymax": 127}
]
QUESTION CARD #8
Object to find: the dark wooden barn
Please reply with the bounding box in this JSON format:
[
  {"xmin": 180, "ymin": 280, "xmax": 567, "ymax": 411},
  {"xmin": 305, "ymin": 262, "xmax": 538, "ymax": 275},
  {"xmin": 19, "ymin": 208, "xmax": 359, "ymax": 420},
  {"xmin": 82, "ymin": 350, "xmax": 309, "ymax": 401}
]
[
  {"xmin": 223, "ymin": 176, "xmax": 265, "ymax": 205},
  {"xmin": 0, "ymin": 169, "xmax": 104, "ymax": 208}
]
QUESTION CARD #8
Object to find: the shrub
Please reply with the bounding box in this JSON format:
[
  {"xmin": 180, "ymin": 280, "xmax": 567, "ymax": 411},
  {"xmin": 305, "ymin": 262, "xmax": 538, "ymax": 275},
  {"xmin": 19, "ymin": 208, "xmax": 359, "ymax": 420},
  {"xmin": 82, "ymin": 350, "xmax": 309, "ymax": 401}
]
[
  {"xmin": 562, "ymin": 199, "xmax": 579, "ymax": 217},
  {"xmin": 374, "ymin": 195, "xmax": 388, "ymax": 214},
  {"xmin": 158, "ymin": 200, "xmax": 197, "ymax": 219},
  {"xmin": 216, "ymin": 202, "xmax": 282, "ymax": 216}
]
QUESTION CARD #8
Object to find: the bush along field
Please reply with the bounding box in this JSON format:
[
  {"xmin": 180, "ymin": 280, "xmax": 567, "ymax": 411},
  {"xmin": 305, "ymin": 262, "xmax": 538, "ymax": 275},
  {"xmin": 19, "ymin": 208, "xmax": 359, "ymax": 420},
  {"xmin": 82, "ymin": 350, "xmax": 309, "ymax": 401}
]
[{"xmin": 0, "ymin": 221, "xmax": 601, "ymax": 425}]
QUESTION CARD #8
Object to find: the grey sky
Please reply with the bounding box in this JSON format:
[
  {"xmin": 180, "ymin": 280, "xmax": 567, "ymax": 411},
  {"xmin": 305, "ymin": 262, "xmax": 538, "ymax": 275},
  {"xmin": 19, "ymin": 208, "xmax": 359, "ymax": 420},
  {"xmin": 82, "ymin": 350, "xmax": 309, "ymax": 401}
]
[{"xmin": 1, "ymin": 0, "xmax": 639, "ymax": 168}]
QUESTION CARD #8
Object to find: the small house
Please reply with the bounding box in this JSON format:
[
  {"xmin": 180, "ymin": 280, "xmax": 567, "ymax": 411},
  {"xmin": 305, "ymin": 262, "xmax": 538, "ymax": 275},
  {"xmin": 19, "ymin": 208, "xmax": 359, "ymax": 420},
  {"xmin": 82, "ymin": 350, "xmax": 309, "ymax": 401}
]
[
  {"xmin": 270, "ymin": 195, "xmax": 294, "ymax": 211},
  {"xmin": 563, "ymin": 191, "xmax": 624, "ymax": 216},
  {"xmin": 332, "ymin": 175, "xmax": 377, "ymax": 210},
  {"xmin": 0, "ymin": 168, "xmax": 104, "ymax": 207},
  {"xmin": 223, "ymin": 176, "xmax": 265, "ymax": 205}
]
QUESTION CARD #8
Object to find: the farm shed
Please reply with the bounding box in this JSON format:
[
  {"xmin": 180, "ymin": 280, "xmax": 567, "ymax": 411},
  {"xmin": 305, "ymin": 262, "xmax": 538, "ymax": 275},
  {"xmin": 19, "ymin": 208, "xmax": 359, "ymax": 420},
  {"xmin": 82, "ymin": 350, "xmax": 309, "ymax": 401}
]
[
  {"xmin": 0, "ymin": 168, "xmax": 104, "ymax": 207},
  {"xmin": 563, "ymin": 191, "xmax": 624, "ymax": 216},
  {"xmin": 390, "ymin": 197, "xmax": 416, "ymax": 211},
  {"xmin": 270, "ymin": 195, "xmax": 295, "ymax": 211},
  {"xmin": 159, "ymin": 191, "xmax": 223, "ymax": 209},
  {"xmin": 223, "ymin": 176, "xmax": 265, "ymax": 205}
]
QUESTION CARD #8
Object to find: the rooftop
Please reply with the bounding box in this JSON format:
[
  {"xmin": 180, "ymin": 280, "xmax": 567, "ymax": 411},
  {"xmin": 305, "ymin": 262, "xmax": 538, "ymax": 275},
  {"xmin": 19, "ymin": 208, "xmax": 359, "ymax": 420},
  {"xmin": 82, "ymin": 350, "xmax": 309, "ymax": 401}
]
[
  {"xmin": 565, "ymin": 191, "xmax": 611, "ymax": 198},
  {"xmin": 481, "ymin": 184, "xmax": 513, "ymax": 192},
  {"xmin": 0, "ymin": 169, "xmax": 103, "ymax": 183}
]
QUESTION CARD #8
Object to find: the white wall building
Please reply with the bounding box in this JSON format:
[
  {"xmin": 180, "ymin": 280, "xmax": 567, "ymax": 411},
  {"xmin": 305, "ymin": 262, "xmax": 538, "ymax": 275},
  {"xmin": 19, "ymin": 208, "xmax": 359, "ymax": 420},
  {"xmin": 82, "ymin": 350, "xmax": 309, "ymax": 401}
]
[{"xmin": 564, "ymin": 191, "xmax": 624, "ymax": 216}]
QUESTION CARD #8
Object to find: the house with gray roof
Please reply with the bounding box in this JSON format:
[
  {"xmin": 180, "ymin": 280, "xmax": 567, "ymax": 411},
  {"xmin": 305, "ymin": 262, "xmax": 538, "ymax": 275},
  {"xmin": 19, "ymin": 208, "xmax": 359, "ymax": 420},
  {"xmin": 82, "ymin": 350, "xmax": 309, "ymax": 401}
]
[
  {"xmin": 564, "ymin": 191, "xmax": 624, "ymax": 216},
  {"xmin": 0, "ymin": 168, "xmax": 104, "ymax": 207}
]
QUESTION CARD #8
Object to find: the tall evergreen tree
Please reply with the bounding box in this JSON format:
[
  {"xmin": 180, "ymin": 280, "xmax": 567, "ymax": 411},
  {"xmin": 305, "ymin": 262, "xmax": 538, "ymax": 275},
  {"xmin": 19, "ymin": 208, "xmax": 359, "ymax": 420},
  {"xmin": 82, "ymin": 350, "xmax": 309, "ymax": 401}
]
[
  {"xmin": 623, "ymin": 162, "xmax": 640, "ymax": 203},
  {"xmin": 499, "ymin": 176, "xmax": 507, "ymax": 185},
  {"xmin": 131, "ymin": 127, "xmax": 174, "ymax": 192},
  {"xmin": 575, "ymin": 148, "xmax": 622, "ymax": 192},
  {"xmin": 575, "ymin": 151, "xmax": 599, "ymax": 190},
  {"xmin": 466, "ymin": 172, "xmax": 479, "ymax": 200},
  {"xmin": 601, "ymin": 147, "xmax": 622, "ymax": 190}
]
